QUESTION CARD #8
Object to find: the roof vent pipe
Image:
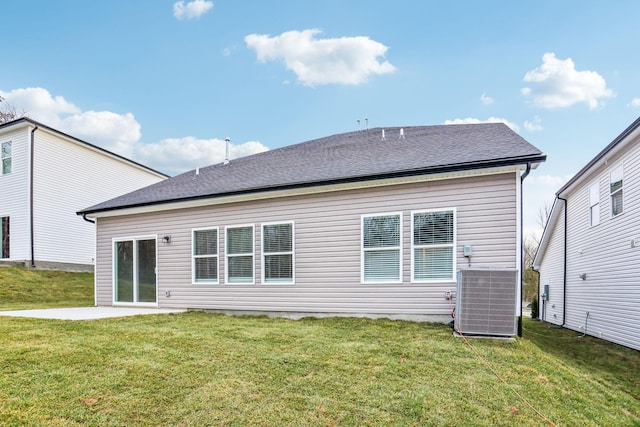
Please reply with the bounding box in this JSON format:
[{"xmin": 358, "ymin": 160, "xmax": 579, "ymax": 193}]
[
  {"xmin": 365, "ymin": 118, "xmax": 369, "ymax": 130},
  {"xmin": 382, "ymin": 129, "xmax": 386, "ymax": 140},
  {"xmin": 357, "ymin": 119, "xmax": 361, "ymax": 130},
  {"xmin": 399, "ymin": 128, "xmax": 405, "ymax": 139},
  {"xmin": 223, "ymin": 137, "xmax": 230, "ymax": 165}
]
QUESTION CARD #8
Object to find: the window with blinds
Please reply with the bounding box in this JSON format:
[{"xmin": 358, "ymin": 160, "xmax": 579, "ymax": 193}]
[
  {"xmin": 412, "ymin": 209, "xmax": 455, "ymax": 282},
  {"xmin": 362, "ymin": 213, "xmax": 401, "ymax": 283},
  {"xmin": 262, "ymin": 222, "xmax": 294, "ymax": 283},
  {"xmin": 226, "ymin": 225, "xmax": 254, "ymax": 284},
  {"xmin": 610, "ymin": 165, "xmax": 623, "ymax": 217},
  {"xmin": 192, "ymin": 228, "xmax": 218, "ymax": 283}
]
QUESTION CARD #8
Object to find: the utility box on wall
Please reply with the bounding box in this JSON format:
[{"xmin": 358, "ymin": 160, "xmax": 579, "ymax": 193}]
[{"xmin": 455, "ymin": 268, "xmax": 519, "ymax": 336}]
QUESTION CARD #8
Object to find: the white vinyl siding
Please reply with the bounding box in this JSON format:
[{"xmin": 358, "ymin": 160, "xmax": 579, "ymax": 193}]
[
  {"xmin": 1, "ymin": 141, "xmax": 11, "ymax": 175},
  {"xmin": 610, "ymin": 164, "xmax": 623, "ymax": 217},
  {"xmin": 0, "ymin": 127, "xmax": 29, "ymax": 262},
  {"xmin": 412, "ymin": 209, "xmax": 456, "ymax": 282},
  {"xmin": 226, "ymin": 225, "xmax": 254, "ymax": 284},
  {"xmin": 262, "ymin": 222, "xmax": 294, "ymax": 284},
  {"xmin": 537, "ymin": 204, "xmax": 565, "ymax": 326},
  {"xmin": 361, "ymin": 213, "xmax": 402, "ymax": 283},
  {"xmin": 589, "ymin": 182, "xmax": 600, "ymax": 227},
  {"xmin": 538, "ymin": 133, "xmax": 640, "ymax": 350},
  {"xmin": 32, "ymin": 126, "xmax": 165, "ymax": 266},
  {"xmin": 192, "ymin": 227, "xmax": 218, "ymax": 284}
]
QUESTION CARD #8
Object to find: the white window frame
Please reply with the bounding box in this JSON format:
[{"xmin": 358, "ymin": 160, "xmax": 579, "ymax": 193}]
[
  {"xmin": 192, "ymin": 227, "xmax": 219, "ymax": 284},
  {"xmin": 1, "ymin": 141, "xmax": 11, "ymax": 175},
  {"xmin": 411, "ymin": 208, "xmax": 457, "ymax": 283},
  {"xmin": 111, "ymin": 235, "xmax": 158, "ymax": 307},
  {"xmin": 261, "ymin": 221, "xmax": 295, "ymax": 285},
  {"xmin": 225, "ymin": 224, "xmax": 255, "ymax": 285},
  {"xmin": 589, "ymin": 181, "xmax": 600, "ymax": 227},
  {"xmin": 610, "ymin": 164, "xmax": 623, "ymax": 217},
  {"xmin": 361, "ymin": 212, "xmax": 402, "ymax": 284}
]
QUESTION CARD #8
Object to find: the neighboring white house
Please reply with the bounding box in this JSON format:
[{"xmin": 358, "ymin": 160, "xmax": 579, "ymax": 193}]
[
  {"xmin": 534, "ymin": 116, "xmax": 640, "ymax": 351},
  {"xmin": 79, "ymin": 123, "xmax": 545, "ymax": 326},
  {"xmin": 0, "ymin": 118, "xmax": 167, "ymax": 271}
]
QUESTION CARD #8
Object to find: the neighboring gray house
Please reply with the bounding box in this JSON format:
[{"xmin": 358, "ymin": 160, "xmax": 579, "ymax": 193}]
[
  {"xmin": 79, "ymin": 124, "xmax": 545, "ymax": 322},
  {"xmin": 533, "ymin": 116, "xmax": 640, "ymax": 351},
  {"xmin": 0, "ymin": 118, "xmax": 168, "ymax": 271}
]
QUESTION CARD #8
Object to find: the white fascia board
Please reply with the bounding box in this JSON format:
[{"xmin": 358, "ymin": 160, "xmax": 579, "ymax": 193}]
[
  {"xmin": 532, "ymin": 197, "xmax": 565, "ymax": 270},
  {"xmin": 557, "ymin": 123, "xmax": 640, "ymax": 198}
]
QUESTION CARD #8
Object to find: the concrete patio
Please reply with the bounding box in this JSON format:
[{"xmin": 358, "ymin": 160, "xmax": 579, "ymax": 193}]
[{"xmin": 0, "ymin": 306, "xmax": 187, "ymax": 320}]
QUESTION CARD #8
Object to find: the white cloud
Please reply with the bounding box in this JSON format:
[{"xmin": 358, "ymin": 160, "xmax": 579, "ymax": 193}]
[
  {"xmin": 443, "ymin": 116, "xmax": 520, "ymax": 132},
  {"xmin": 521, "ymin": 52, "xmax": 614, "ymax": 110},
  {"xmin": 0, "ymin": 87, "xmax": 80, "ymax": 125},
  {"xmin": 133, "ymin": 136, "xmax": 269, "ymax": 175},
  {"xmin": 480, "ymin": 92, "xmax": 494, "ymax": 105},
  {"xmin": 245, "ymin": 29, "xmax": 396, "ymax": 86},
  {"xmin": 1, "ymin": 87, "xmax": 268, "ymax": 176},
  {"xmin": 524, "ymin": 115, "xmax": 543, "ymax": 132},
  {"xmin": 173, "ymin": 0, "xmax": 213, "ymax": 20},
  {"xmin": 63, "ymin": 111, "xmax": 141, "ymax": 156},
  {"xmin": 1, "ymin": 87, "xmax": 140, "ymax": 156},
  {"xmin": 630, "ymin": 98, "xmax": 640, "ymax": 107}
]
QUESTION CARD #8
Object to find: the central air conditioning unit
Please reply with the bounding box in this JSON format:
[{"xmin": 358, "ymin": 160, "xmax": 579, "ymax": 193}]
[{"xmin": 455, "ymin": 268, "xmax": 518, "ymax": 336}]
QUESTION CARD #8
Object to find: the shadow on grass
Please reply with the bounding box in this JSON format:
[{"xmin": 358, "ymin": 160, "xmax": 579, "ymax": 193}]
[{"xmin": 522, "ymin": 318, "xmax": 639, "ymax": 399}]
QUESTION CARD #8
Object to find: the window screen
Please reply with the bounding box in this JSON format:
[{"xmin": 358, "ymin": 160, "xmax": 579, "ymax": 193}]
[
  {"xmin": 412, "ymin": 210, "xmax": 455, "ymax": 281},
  {"xmin": 226, "ymin": 226, "xmax": 254, "ymax": 283},
  {"xmin": 263, "ymin": 223, "xmax": 294, "ymax": 283},
  {"xmin": 193, "ymin": 228, "xmax": 218, "ymax": 283},
  {"xmin": 362, "ymin": 214, "xmax": 401, "ymax": 282}
]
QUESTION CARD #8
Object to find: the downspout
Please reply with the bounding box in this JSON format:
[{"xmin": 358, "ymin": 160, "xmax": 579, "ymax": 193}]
[
  {"xmin": 29, "ymin": 126, "xmax": 38, "ymax": 268},
  {"xmin": 557, "ymin": 195, "xmax": 568, "ymax": 327},
  {"xmin": 518, "ymin": 162, "xmax": 532, "ymax": 337},
  {"xmin": 80, "ymin": 212, "xmax": 96, "ymax": 307}
]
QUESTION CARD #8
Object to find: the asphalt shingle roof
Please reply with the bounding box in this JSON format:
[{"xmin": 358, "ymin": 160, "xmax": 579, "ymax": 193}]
[{"xmin": 79, "ymin": 123, "xmax": 545, "ymax": 215}]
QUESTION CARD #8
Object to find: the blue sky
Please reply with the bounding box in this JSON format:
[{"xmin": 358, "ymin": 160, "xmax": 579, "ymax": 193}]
[{"xmin": 3, "ymin": 0, "xmax": 640, "ymax": 237}]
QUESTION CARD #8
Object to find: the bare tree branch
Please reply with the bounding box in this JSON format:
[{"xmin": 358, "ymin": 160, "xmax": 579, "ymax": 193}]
[
  {"xmin": 536, "ymin": 203, "xmax": 552, "ymax": 231},
  {"xmin": 0, "ymin": 96, "xmax": 28, "ymax": 124}
]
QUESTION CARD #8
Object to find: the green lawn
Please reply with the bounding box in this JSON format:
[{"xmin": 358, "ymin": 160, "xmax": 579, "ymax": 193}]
[
  {"xmin": 0, "ymin": 267, "xmax": 638, "ymax": 426},
  {"xmin": 0, "ymin": 266, "xmax": 94, "ymax": 310}
]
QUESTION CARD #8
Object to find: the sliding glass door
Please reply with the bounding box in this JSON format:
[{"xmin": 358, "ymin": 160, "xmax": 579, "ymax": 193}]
[{"xmin": 114, "ymin": 237, "xmax": 157, "ymax": 304}]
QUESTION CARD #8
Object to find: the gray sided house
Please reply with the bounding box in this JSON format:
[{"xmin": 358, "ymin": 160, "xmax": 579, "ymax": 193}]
[
  {"xmin": 534, "ymin": 116, "xmax": 640, "ymax": 351},
  {"xmin": 79, "ymin": 124, "xmax": 545, "ymax": 321}
]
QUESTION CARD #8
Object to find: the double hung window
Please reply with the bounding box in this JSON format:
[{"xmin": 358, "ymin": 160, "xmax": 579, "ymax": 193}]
[
  {"xmin": 192, "ymin": 228, "xmax": 218, "ymax": 284},
  {"xmin": 262, "ymin": 222, "xmax": 294, "ymax": 283},
  {"xmin": 226, "ymin": 225, "xmax": 254, "ymax": 284},
  {"xmin": 1, "ymin": 142, "xmax": 11, "ymax": 175},
  {"xmin": 610, "ymin": 165, "xmax": 623, "ymax": 217},
  {"xmin": 412, "ymin": 209, "xmax": 456, "ymax": 282},
  {"xmin": 362, "ymin": 213, "xmax": 402, "ymax": 283}
]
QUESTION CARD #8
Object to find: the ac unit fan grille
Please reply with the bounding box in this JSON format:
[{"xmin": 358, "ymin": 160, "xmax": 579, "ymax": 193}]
[{"xmin": 455, "ymin": 268, "xmax": 518, "ymax": 336}]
